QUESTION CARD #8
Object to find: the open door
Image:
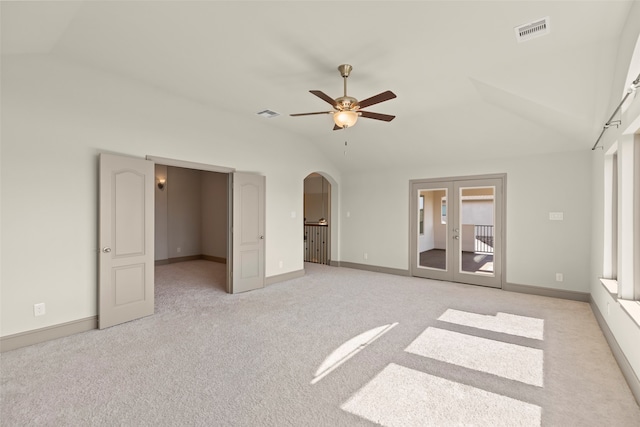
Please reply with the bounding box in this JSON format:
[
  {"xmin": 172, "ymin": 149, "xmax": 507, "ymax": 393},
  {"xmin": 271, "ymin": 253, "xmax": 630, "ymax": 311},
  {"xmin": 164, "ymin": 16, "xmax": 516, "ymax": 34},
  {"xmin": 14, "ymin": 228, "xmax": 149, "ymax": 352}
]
[
  {"xmin": 99, "ymin": 154, "xmax": 155, "ymax": 328},
  {"xmin": 231, "ymin": 172, "xmax": 265, "ymax": 293}
]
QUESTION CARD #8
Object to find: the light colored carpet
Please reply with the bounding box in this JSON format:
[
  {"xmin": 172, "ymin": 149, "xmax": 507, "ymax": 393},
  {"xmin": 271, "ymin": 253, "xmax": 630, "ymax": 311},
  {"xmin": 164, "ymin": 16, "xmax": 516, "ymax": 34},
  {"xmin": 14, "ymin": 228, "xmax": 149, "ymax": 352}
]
[{"xmin": 1, "ymin": 260, "xmax": 639, "ymax": 426}]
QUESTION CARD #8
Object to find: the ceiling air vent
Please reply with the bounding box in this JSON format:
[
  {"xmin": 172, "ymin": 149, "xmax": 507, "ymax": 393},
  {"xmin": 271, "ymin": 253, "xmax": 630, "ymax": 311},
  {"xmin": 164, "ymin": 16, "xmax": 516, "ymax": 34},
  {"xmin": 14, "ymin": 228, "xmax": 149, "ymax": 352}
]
[
  {"xmin": 515, "ymin": 17, "xmax": 550, "ymax": 43},
  {"xmin": 256, "ymin": 109, "xmax": 280, "ymax": 118}
]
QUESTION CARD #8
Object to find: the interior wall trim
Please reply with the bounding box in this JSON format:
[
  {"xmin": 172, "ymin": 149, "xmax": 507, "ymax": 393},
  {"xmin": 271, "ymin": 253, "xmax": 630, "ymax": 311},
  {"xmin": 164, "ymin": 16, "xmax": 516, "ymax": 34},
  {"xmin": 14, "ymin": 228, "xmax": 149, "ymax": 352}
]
[
  {"xmin": 155, "ymin": 255, "xmax": 227, "ymax": 266},
  {"xmin": 590, "ymin": 298, "xmax": 640, "ymax": 405},
  {"xmin": 1, "ymin": 316, "xmax": 97, "ymax": 353},
  {"xmin": 338, "ymin": 261, "xmax": 411, "ymax": 277},
  {"xmin": 504, "ymin": 282, "xmax": 590, "ymax": 302},
  {"xmin": 335, "ymin": 261, "xmax": 589, "ymax": 302},
  {"xmin": 202, "ymin": 255, "xmax": 227, "ymax": 264},
  {"xmin": 265, "ymin": 269, "xmax": 305, "ymax": 286},
  {"xmin": 146, "ymin": 155, "xmax": 235, "ymax": 173}
]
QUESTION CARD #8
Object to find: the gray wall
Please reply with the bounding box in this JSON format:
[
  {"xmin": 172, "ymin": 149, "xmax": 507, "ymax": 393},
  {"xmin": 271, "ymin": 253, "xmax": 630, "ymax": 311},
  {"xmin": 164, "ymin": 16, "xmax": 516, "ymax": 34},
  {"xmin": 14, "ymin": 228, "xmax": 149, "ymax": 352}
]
[
  {"xmin": 154, "ymin": 166, "xmax": 228, "ymax": 261},
  {"xmin": 1, "ymin": 55, "xmax": 341, "ymax": 337},
  {"xmin": 155, "ymin": 164, "xmax": 169, "ymax": 260},
  {"xmin": 589, "ymin": 0, "xmax": 640, "ymax": 387},
  {"xmin": 167, "ymin": 166, "xmax": 202, "ymax": 258},
  {"xmin": 202, "ymin": 171, "xmax": 228, "ymax": 259},
  {"xmin": 341, "ymin": 150, "xmax": 592, "ymax": 293}
]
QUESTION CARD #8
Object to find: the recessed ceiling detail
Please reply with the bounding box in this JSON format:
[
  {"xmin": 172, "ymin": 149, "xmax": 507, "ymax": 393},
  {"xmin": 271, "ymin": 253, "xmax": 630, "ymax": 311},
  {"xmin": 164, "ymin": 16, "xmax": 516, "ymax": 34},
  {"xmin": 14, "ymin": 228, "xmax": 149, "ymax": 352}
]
[{"xmin": 515, "ymin": 17, "xmax": 550, "ymax": 43}]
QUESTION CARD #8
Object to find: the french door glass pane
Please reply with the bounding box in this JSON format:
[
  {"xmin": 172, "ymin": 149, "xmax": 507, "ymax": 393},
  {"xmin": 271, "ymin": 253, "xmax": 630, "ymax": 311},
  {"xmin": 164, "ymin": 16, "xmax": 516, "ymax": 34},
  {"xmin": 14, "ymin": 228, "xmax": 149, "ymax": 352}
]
[
  {"xmin": 458, "ymin": 186, "xmax": 495, "ymax": 275},
  {"xmin": 418, "ymin": 188, "xmax": 447, "ymax": 271}
]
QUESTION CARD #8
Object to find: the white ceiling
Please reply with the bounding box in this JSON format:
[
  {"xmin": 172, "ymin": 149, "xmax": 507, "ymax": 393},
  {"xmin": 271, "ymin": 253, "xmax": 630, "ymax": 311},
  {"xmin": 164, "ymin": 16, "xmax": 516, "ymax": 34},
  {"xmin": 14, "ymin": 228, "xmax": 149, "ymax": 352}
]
[{"xmin": 1, "ymin": 1, "xmax": 634, "ymax": 171}]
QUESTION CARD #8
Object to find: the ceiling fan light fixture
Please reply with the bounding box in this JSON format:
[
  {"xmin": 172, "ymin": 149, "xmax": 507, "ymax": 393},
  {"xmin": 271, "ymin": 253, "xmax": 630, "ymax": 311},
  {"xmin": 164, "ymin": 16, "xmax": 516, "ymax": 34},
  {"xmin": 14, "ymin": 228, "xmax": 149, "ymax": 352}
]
[{"xmin": 333, "ymin": 110, "xmax": 358, "ymax": 128}]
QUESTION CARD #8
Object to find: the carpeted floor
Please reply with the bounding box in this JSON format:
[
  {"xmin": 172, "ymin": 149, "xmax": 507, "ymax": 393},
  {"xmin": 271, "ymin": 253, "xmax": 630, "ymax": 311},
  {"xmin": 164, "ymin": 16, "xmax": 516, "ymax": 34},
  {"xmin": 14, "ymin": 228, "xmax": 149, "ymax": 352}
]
[{"xmin": 1, "ymin": 260, "xmax": 639, "ymax": 426}]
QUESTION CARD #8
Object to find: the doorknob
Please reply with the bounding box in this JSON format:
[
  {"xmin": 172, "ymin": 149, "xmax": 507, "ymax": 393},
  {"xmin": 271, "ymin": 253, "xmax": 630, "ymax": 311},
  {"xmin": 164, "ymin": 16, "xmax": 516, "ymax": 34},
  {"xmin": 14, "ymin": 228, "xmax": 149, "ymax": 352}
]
[
  {"xmin": 102, "ymin": 247, "xmax": 112, "ymax": 253},
  {"xmin": 453, "ymin": 228, "xmax": 459, "ymax": 233},
  {"xmin": 453, "ymin": 236, "xmax": 459, "ymax": 240},
  {"xmin": 259, "ymin": 236, "xmax": 264, "ymax": 240}
]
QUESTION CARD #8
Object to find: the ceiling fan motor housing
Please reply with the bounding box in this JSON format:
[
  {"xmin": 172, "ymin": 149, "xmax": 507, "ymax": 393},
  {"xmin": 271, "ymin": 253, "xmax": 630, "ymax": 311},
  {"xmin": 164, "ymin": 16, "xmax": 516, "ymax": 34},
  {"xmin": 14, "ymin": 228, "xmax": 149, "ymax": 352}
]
[{"xmin": 335, "ymin": 96, "xmax": 359, "ymax": 111}]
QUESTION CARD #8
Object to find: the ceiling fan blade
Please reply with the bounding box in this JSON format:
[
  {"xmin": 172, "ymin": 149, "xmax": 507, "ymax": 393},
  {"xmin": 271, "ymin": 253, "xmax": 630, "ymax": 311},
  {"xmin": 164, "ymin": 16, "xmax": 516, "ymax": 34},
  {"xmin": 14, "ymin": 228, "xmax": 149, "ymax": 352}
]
[
  {"xmin": 359, "ymin": 110, "xmax": 396, "ymax": 122},
  {"xmin": 357, "ymin": 90, "xmax": 396, "ymax": 109},
  {"xmin": 290, "ymin": 111, "xmax": 333, "ymax": 117},
  {"xmin": 333, "ymin": 124, "xmax": 344, "ymax": 131},
  {"xmin": 310, "ymin": 90, "xmax": 337, "ymax": 107}
]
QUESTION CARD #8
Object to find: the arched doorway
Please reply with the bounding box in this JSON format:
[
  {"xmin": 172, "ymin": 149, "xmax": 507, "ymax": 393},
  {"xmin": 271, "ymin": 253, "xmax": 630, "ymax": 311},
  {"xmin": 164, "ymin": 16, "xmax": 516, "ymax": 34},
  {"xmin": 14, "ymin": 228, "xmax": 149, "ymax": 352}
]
[{"xmin": 303, "ymin": 173, "xmax": 331, "ymax": 264}]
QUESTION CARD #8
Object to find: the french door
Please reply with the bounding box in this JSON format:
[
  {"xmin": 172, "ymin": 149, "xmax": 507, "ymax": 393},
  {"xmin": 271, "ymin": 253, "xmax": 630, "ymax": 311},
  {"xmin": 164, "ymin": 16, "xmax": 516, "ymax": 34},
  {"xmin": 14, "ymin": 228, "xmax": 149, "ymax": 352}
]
[{"xmin": 410, "ymin": 175, "xmax": 505, "ymax": 288}]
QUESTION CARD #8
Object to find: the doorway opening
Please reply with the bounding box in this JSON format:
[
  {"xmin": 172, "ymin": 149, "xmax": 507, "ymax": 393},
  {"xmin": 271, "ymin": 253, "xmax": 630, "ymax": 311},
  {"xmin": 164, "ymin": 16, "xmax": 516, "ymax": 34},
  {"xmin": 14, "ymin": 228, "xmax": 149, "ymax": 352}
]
[
  {"xmin": 410, "ymin": 175, "xmax": 505, "ymax": 288},
  {"xmin": 303, "ymin": 173, "xmax": 331, "ymax": 265},
  {"xmin": 99, "ymin": 153, "xmax": 265, "ymax": 329},
  {"xmin": 154, "ymin": 164, "xmax": 229, "ymax": 292}
]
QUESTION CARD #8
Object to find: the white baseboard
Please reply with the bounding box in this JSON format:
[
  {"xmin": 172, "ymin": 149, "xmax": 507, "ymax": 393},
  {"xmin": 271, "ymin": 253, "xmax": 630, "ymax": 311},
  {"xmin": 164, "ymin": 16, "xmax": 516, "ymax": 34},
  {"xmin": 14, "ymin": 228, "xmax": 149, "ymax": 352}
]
[
  {"xmin": 1, "ymin": 316, "xmax": 97, "ymax": 353},
  {"xmin": 265, "ymin": 269, "xmax": 305, "ymax": 286},
  {"xmin": 504, "ymin": 282, "xmax": 590, "ymax": 302},
  {"xmin": 335, "ymin": 261, "xmax": 411, "ymax": 277}
]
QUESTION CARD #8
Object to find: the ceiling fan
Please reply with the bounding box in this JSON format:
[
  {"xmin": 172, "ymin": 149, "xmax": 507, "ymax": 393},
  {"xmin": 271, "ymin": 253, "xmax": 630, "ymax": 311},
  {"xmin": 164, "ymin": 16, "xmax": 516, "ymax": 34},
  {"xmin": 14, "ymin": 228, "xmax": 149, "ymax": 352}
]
[{"xmin": 290, "ymin": 64, "xmax": 396, "ymax": 130}]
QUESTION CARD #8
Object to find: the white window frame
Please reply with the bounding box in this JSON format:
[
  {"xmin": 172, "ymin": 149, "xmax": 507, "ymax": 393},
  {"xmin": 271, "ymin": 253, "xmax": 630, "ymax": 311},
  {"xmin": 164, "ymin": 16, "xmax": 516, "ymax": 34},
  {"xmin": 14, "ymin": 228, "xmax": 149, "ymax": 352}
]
[
  {"xmin": 603, "ymin": 135, "xmax": 640, "ymax": 305},
  {"xmin": 603, "ymin": 144, "xmax": 618, "ymax": 283}
]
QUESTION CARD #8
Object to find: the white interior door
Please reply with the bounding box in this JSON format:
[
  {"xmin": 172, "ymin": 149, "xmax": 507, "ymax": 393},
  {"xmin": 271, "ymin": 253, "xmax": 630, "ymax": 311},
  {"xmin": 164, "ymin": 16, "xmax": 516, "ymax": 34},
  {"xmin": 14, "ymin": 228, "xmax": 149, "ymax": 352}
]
[
  {"xmin": 410, "ymin": 175, "xmax": 504, "ymax": 288},
  {"xmin": 99, "ymin": 154, "xmax": 155, "ymax": 328},
  {"xmin": 231, "ymin": 172, "xmax": 265, "ymax": 293}
]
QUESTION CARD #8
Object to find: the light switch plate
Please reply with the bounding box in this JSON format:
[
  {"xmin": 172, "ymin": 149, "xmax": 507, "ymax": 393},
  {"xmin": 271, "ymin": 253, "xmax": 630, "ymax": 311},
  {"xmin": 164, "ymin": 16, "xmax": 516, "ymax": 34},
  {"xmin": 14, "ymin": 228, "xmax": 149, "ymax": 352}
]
[{"xmin": 549, "ymin": 212, "xmax": 564, "ymax": 221}]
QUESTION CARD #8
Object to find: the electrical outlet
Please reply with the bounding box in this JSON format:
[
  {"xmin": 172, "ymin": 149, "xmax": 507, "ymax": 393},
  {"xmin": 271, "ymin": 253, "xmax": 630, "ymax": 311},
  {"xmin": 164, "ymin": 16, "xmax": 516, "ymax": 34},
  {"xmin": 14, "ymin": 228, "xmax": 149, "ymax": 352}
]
[
  {"xmin": 555, "ymin": 273, "xmax": 563, "ymax": 282},
  {"xmin": 278, "ymin": 260, "xmax": 284, "ymax": 269},
  {"xmin": 177, "ymin": 247, "xmax": 181, "ymax": 253},
  {"xmin": 363, "ymin": 252, "xmax": 368, "ymax": 260},
  {"xmin": 34, "ymin": 303, "xmax": 46, "ymax": 317}
]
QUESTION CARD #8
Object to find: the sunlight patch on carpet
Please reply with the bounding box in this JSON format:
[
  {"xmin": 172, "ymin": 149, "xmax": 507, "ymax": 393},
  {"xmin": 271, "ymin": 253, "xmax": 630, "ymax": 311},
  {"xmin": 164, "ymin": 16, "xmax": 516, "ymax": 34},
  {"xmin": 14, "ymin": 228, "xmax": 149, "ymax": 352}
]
[
  {"xmin": 405, "ymin": 327, "xmax": 544, "ymax": 386},
  {"xmin": 311, "ymin": 323, "xmax": 398, "ymax": 385},
  {"xmin": 439, "ymin": 309, "xmax": 544, "ymax": 340},
  {"xmin": 341, "ymin": 363, "xmax": 542, "ymax": 427}
]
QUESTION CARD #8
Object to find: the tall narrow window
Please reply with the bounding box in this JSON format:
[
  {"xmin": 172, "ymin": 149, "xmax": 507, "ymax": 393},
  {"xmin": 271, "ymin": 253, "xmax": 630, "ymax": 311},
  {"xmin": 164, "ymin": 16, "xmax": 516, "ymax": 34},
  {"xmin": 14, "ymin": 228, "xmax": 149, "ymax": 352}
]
[
  {"xmin": 603, "ymin": 146, "xmax": 618, "ymax": 282},
  {"xmin": 611, "ymin": 151, "xmax": 618, "ymax": 280}
]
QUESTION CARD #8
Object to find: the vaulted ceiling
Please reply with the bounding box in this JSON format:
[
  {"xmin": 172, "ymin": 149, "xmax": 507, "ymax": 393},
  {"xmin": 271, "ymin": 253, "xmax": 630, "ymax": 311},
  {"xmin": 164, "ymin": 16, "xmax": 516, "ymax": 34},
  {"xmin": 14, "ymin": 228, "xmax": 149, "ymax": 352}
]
[{"xmin": 1, "ymin": 1, "xmax": 634, "ymax": 171}]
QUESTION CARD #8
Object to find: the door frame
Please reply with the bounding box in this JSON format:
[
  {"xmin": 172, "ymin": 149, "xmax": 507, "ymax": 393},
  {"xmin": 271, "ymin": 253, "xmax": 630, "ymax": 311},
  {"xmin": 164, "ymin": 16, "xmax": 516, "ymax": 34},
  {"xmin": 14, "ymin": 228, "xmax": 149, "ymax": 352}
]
[
  {"xmin": 408, "ymin": 173, "xmax": 507, "ymax": 288},
  {"xmin": 147, "ymin": 155, "xmax": 236, "ymax": 292}
]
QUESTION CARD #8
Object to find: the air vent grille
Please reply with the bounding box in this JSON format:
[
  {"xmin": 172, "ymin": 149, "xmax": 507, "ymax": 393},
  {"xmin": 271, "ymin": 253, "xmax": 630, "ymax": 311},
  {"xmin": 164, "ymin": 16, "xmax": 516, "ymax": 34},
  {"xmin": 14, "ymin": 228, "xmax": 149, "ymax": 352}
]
[
  {"xmin": 257, "ymin": 109, "xmax": 280, "ymax": 118},
  {"xmin": 515, "ymin": 17, "xmax": 550, "ymax": 43}
]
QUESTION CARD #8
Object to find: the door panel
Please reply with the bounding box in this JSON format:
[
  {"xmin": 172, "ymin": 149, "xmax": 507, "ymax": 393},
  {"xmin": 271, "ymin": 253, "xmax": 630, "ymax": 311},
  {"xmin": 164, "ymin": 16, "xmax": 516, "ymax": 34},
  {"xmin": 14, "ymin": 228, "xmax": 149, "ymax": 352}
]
[
  {"xmin": 231, "ymin": 172, "xmax": 265, "ymax": 293},
  {"xmin": 453, "ymin": 179, "xmax": 502, "ymax": 288},
  {"xmin": 413, "ymin": 182, "xmax": 453, "ymax": 281},
  {"xmin": 411, "ymin": 176, "xmax": 504, "ymax": 288},
  {"xmin": 99, "ymin": 154, "xmax": 154, "ymax": 329}
]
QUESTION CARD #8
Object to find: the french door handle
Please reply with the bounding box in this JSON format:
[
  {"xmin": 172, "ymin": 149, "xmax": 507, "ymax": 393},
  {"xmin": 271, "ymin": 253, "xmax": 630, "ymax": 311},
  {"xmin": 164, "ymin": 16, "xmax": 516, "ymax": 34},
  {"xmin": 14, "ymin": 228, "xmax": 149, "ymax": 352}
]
[
  {"xmin": 453, "ymin": 236, "xmax": 459, "ymax": 240},
  {"xmin": 102, "ymin": 247, "xmax": 112, "ymax": 253}
]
